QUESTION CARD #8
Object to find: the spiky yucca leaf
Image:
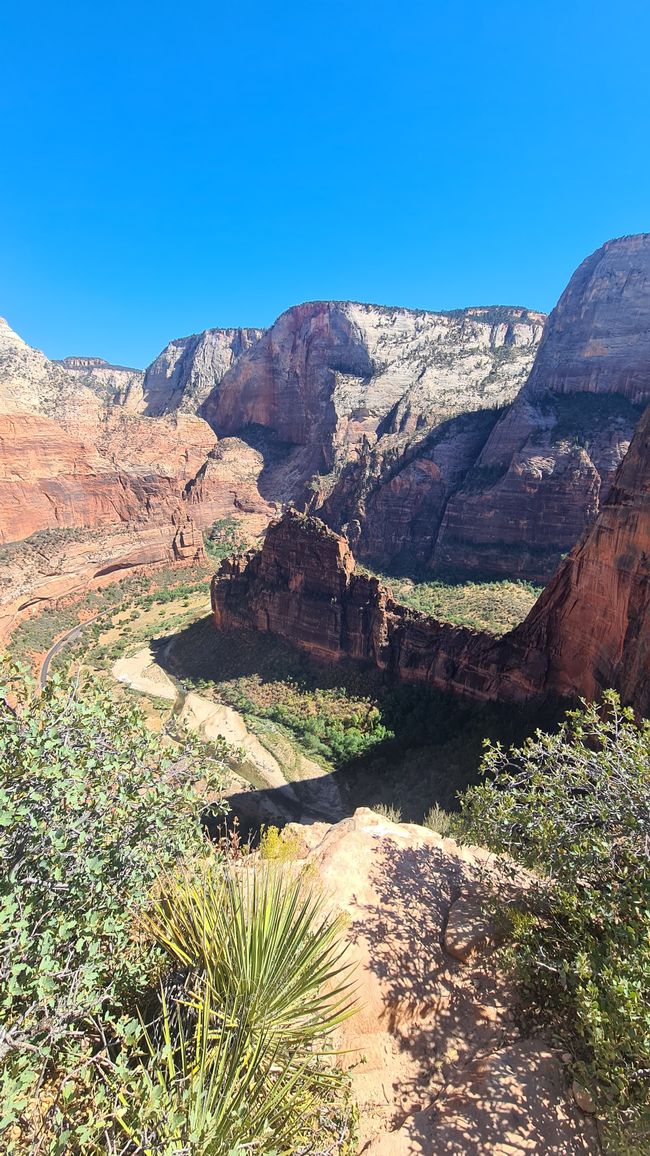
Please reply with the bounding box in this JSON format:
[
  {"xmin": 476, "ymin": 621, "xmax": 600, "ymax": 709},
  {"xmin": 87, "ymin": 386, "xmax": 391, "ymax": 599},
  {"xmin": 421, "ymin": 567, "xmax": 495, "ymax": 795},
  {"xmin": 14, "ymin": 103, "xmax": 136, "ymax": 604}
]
[
  {"xmin": 143, "ymin": 862, "xmax": 357, "ymax": 1048},
  {"xmin": 116, "ymin": 984, "xmax": 317, "ymax": 1156}
]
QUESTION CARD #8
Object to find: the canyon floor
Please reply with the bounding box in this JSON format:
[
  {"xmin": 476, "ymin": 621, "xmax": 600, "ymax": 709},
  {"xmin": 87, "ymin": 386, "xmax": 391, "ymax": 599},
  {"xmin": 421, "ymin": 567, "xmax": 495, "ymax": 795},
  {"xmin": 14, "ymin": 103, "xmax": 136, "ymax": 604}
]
[{"xmin": 27, "ymin": 549, "xmax": 561, "ymax": 830}]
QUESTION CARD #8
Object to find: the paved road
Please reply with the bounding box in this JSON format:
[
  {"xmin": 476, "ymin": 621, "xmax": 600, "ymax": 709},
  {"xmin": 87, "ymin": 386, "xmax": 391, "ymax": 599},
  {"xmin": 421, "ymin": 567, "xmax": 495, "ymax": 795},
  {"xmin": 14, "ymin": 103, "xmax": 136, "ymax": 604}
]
[{"xmin": 39, "ymin": 613, "xmax": 103, "ymax": 688}]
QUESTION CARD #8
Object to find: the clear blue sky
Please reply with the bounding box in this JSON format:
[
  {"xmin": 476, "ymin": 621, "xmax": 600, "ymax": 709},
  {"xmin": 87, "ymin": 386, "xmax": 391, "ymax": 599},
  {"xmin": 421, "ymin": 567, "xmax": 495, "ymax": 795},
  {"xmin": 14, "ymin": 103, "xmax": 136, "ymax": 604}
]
[{"xmin": 1, "ymin": 0, "xmax": 648, "ymax": 368}]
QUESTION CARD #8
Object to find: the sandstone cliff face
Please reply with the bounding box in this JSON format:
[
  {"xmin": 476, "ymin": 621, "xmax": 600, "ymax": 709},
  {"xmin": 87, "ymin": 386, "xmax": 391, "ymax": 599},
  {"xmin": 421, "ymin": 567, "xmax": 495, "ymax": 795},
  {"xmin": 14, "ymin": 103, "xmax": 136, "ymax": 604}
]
[
  {"xmin": 0, "ymin": 318, "xmax": 274, "ymax": 546},
  {"xmin": 200, "ymin": 239, "xmax": 650, "ymax": 582},
  {"xmin": 211, "ymin": 510, "xmax": 508, "ymax": 696},
  {"xmin": 54, "ymin": 355, "xmax": 144, "ymax": 409},
  {"xmin": 512, "ymin": 401, "xmax": 650, "ymax": 714},
  {"xmin": 212, "ymin": 404, "xmax": 650, "ymax": 715},
  {"xmin": 207, "ymin": 303, "xmax": 543, "ymax": 451},
  {"xmin": 0, "ymin": 517, "xmax": 207, "ymax": 646},
  {"xmin": 435, "ymin": 235, "xmax": 650, "ymax": 579},
  {"xmin": 0, "ymin": 317, "xmax": 105, "ymax": 425},
  {"xmin": 135, "ymin": 327, "xmax": 264, "ymax": 416},
  {"xmin": 203, "ymin": 302, "xmax": 544, "ymax": 534}
]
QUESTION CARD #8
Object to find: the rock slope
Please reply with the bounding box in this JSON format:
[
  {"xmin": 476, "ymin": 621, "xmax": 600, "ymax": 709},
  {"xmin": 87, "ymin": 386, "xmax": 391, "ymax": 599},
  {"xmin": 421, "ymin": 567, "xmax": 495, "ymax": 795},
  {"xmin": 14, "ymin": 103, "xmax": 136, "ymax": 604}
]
[
  {"xmin": 211, "ymin": 397, "xmax": 650, "ymax": 714},
  {"xmin": 202, "ymin": 301, "xmax": 544, "ymax": 522},
  {"xmin": 0, "ymin": 317, "xmax": 273, "ymax": 545},
  {"xmin": 289, "ymin": 808, "xmax": 597, "ymax": 1154},
  {"xmin": 201, "ymin": 236, "xmax": 650, "ymax": 582},
  {"xmin": 0, "ymin": 319, "xmax": 275, "ymax": 631}
]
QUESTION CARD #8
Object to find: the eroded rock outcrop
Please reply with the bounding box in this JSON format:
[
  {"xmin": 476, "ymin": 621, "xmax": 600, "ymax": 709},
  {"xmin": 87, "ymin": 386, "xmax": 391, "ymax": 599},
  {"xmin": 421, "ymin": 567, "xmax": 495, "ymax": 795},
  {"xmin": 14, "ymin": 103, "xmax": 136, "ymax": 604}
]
[
  {"xmin": 0, "ymin": 318, "xmax": 274, "ymax": 540},
  {"xmin": 212, "ymin": 404, "xmax": 650, "ymax": 714},
  {"xmin": 201, "ymin": 238, "xmax": 650, "ymax": 582},
  {"xmin": 0, "ymin": 318, "xmax": 275, "ymax": 628},
  {"xmin": 289, "ymin": 808, "xmax": 597, "ymax": 1154},
  {"xmin": 203, "ymin": 302, "xmax": 544, "ymax": 543},
  {"xmin": 512, "ymin": 400, "xmax": 650, "ymax": 714}
]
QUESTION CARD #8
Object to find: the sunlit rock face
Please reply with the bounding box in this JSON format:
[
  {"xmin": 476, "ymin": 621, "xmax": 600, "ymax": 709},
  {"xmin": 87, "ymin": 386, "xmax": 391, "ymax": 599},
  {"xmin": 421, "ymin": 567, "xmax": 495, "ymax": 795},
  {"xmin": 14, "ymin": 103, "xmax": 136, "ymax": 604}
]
[
  {"xmin": 203, "ymin": 238, "xmax": 650, "ymax": 583},
  {"xmin": 435, "ymin": 234, "xmax": 650, "ymax": 580},
  {"xmin": 202, "ymin": 300, "xmax": 544, "ymax": 565},
  {"xmin": 286, "ymin": 808, "xmax": 598, "ymax": 1155},
  {"xmin": 135, "ymin": 326, "xmax": 264, "ymax": 416},
  {"xmin": 514, "ymin": 401, "xmax": 650, "ymax": 714},
  {"xmin": 212, "ymin": 405, "xmax": 650, "ymax": 716},
  {"xmin": 0, "ymin": 318, "xmax": 272, "ymax": 550}
]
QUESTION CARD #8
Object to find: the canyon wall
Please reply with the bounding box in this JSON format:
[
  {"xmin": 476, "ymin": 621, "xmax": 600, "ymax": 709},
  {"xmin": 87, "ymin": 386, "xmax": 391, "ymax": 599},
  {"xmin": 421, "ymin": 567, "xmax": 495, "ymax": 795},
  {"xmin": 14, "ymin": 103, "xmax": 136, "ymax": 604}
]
[
  {"xmin": 212, "ymin": 402, "xmax": 650, "ymax": 715},
  {"xmin": 202, "ymin": 236, "xmax": 650, "ymax": 581},
  {"xmin": 434, "ymin": 235, "xmax": 650, "ymax": 579},
  {"xmin": 203, "ymin": 301, "xmax": 544, "ymax": 529},
  {"xmin": 0, "ymin": 317, "xmax": 274, "ymax": 547},
  {"xmin": 135, "ymin": 326, "xmax": 264, "ymax": 415}
]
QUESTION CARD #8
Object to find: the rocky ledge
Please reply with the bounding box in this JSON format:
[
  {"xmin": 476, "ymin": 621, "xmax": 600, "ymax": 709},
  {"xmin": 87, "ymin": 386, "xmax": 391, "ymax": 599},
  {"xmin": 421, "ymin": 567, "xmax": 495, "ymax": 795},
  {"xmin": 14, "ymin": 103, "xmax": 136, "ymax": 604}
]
[{"xmin": 288, "ymin": 808, "xmax": 598, "ymax": 1154}]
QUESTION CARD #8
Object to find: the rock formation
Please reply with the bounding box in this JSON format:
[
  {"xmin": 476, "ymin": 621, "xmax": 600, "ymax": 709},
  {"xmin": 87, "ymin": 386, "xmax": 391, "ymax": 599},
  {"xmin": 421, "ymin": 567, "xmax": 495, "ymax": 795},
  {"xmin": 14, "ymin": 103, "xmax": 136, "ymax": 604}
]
[
  {"xmin": 201, "ymin": 237, "xmax": 650, "ymax": 581},
  {"xmin": 211, "ymin": 398, "xmax": 650, "ymax": 714},
  {"xmin": 0, "ymin": 318, "xmax": 274, "ymax": 631},
  {"xmin": 202, "ymin": 301, "xmax": 544, "ymax": 537},
  {"xmin": 435, "ymin": 234, "xmax": 650, "ymax": 579},
  {"xmin": 512, "ymin": 400, "xmax": 650, "ymax": 714},
  {"xmin": 134, "ymin": 326, "xmax": 264, "ymax": 415},
  {"xmin": 288, "ymin": 808, "xmax": 598, "ymax": 1153},
  {"xmin": 54, "ymin": 354, "xmax": 144, "ymax": 408},
  {"xmin": 0, "ymin": 317, "xmax": 275, "ymax": 541}
]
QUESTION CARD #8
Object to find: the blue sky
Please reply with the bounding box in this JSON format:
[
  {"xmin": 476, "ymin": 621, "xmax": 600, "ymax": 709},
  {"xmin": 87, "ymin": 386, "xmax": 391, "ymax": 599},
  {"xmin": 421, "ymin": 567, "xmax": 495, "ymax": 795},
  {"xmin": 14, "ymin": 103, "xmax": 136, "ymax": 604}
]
[{"xmin": 1, "ymin": 0, "xmax": 648, "ymax": 368}]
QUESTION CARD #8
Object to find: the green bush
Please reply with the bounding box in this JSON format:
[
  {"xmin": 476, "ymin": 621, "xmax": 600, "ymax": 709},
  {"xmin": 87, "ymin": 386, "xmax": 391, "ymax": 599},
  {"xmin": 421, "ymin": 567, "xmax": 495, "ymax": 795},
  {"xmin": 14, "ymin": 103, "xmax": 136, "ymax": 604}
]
[
  {"xmin": 0, "ymin": 664, "xmax": 227, "ymax": 1151},
  {"xmin": 459, "ymin": 692, "xmax": 650, "ymax": 1140}
]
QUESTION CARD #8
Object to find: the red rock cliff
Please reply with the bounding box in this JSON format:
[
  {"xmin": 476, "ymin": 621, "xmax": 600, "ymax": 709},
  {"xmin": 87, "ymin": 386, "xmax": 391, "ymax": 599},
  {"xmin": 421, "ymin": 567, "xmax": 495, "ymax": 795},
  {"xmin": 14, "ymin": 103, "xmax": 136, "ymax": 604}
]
[
  {"xmin": 434, "ymin": 234, "xmax": 650, "ymax": 580},
  {"xmin": 212, "ymin": 404, "xmax": 650, "ymax": 715}
]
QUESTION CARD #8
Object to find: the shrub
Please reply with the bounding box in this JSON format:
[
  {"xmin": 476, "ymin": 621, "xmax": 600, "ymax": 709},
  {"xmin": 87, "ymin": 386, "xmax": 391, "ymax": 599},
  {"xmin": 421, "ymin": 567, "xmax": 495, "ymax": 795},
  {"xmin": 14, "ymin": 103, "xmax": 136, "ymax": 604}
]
[
  {"xmin": 373, "ymin": 803, "xmax": 403, "ymax": 823},
  {"xmin": 115, "ymin": 863, "xmax": 358, "ymax": 1154},
  {"xmin": 0, "ymin": 663, "xmax": 227, "ymax": 1150},
  {"xmin": 459, "ymin": 692, "xmax": 650, "ymax": 1140},
  {"xmin": 422, "ymin": 803, "xmax": 454, "ymax": 837},
  {"xmin": 259, "ymin": 824, "xmax": 302, "ymax": 861}
]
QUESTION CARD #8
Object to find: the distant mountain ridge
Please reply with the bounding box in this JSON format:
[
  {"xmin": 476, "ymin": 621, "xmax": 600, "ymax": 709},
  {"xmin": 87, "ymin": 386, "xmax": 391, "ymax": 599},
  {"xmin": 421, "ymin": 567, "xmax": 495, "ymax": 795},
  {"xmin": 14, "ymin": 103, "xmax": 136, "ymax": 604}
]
[{"xmin": 2, "ymin": 234, "xmax": 650, "ymax": 614}]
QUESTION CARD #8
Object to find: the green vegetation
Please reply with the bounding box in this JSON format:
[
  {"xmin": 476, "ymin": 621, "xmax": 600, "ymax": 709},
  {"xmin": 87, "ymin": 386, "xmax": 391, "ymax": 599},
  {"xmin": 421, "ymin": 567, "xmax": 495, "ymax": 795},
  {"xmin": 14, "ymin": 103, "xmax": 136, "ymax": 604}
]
[
  {"xmin": 0, "ymin": 666, "xmax": 356, "ymax": 1153},
  {"xmin": 359, "ymin": 568, "xmax": 541, "ymax": 635},
  {"xmin": 422, "ymin": 803, "xmax": 454, "ymax": 836},
  {"xmin": 459, "ymin": 692, "xmax": 650, "ymax": 1147},
  {"xmin": 221, "ymin": 678, "xmax": 393, "ymax": 766},
  {"xmin": 0, "ymin": 526, "xmax": 90, "ymax": 566},
  {"xmin": 539, "ymin": 391, "xmax": 646, "ymax": 448},
  {"xmin": 167, "ymin": 618, "xmax": 564, "ymax": 816},
  {"xmin": 259, "ymin": 824, "xmax": 303, "ymax": 861},
  {"xmin": 372, "ymin": 803, "xmax": 403, "ymax": 823},
  {"xmin": 203, "ymin": 515, "xmax": 248, "ymax": 560},
  {"xmin": 9, "ymin": 567, "xmax": 213, "ymax": 672},
  {"xmin": 117, "ymin": 865, "xmax": 356, "ymax": 1155}
]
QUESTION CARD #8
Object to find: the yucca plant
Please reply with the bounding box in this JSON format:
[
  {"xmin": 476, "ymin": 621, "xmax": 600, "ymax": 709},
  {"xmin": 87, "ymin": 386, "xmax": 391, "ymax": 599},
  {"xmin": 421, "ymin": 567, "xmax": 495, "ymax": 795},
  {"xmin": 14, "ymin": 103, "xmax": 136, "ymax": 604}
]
[
  {"xmin": 143, "ymin": 862, "xmax": 356, "ymax": 1048},
  {"xmin": 115, "ymin": 862, "xmax": 357, "ymax": 1155},
  {"xmin": 115, "ymin": 985, "xmax": 317, "ymax": 1156}
]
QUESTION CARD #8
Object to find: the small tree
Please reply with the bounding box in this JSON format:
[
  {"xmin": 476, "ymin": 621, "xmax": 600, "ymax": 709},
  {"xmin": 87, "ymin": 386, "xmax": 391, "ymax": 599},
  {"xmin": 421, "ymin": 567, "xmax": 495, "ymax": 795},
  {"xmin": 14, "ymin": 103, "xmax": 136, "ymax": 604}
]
[{"xmin": 459, "ymin": 691, "xmax": 650, "ymax": 1141}]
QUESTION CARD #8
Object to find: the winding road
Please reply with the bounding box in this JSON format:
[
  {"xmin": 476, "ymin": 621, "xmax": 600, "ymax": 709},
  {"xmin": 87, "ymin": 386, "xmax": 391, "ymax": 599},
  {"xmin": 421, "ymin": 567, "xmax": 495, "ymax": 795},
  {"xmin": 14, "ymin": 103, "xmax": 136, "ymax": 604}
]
[{"xmin": 39, "ymin": 613, "xmax": 103, "ymax": 688}]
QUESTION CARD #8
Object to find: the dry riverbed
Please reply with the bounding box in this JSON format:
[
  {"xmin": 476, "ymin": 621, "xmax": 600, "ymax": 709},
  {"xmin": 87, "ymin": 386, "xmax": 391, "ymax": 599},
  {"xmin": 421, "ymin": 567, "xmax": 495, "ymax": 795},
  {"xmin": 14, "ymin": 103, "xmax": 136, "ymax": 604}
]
[{"xmin": 112, "ymin": 644, "xmax": 345, "ymax": 824}]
